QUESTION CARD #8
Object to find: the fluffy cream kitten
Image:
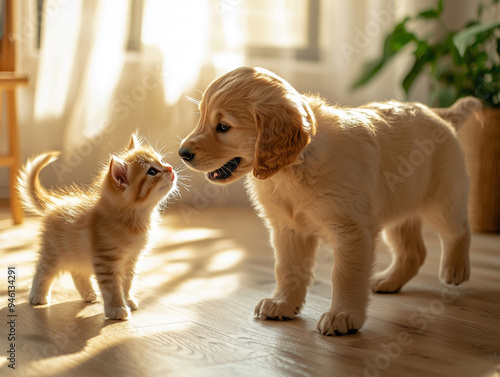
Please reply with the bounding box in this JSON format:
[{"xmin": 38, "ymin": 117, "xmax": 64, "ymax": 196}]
[{"xmin": 17, "ymin": 134, "xmax": 178, "ymax": 320}]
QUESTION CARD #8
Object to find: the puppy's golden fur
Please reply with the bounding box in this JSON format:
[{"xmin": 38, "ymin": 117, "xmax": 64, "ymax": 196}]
[{"xmin": 179, "ymin": 67, "xmax": 480, "ymax": 335}]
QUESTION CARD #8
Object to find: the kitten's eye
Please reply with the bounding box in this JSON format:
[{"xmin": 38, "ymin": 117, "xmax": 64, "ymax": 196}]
[
  {"xmin": 216, "ymin": 122, "xmax": 230, "ymax": 133},
  {"xmin": 147, "ymin": 167, "xmax": 158, "ymax": 176}
]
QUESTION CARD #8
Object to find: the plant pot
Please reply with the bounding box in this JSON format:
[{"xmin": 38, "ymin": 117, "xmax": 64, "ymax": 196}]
[{"xmin": 458, "ymin": 108, "xmax": 500, "ymax": 233}]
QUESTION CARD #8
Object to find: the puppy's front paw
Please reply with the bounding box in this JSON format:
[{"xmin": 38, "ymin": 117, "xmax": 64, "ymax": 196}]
[
  {"xmin": 105, "ymin": 306, "xmax": 130, "ymax": 320},
  {"xmin": 125, "ymin": 297, "xmax": 138, "ymax": 310},
  {"xmin": 254, "ymin": 298, "xmax": 301, "ymax": 320},
  {"xmin": 440, "ymin": 262, "xmax": 470, "ymax": 285},
  {"xmin": 316, "ymin": 310, "xmax": 363, "ymax": 336}
]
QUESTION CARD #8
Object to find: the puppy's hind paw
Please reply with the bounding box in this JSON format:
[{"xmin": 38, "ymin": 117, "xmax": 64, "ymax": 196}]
[
  {"xmin": 372, "ymin": 272, "xmax": 403, "ymax": 293},
  {"xmin": 316, "ymin": 310, "xmax": 363, "ymax": 336},
  {"xmin": 254, "ymin": 298, "xmax": 301, "ymax": 320}
]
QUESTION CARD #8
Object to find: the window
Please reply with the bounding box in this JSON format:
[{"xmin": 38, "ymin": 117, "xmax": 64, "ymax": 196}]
[{"xmin": 242, "ymin": 0, "xmax": 320, "ymax": 61}]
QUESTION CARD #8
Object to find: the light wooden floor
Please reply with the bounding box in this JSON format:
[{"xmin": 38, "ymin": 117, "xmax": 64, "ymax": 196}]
[{"xmin": 0, "ymin": 205, "xmax": 499, "ymax": 377}]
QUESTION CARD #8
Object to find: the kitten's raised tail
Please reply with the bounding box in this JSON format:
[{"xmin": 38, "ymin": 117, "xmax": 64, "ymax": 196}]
[{"xmin": 17, "ymin": 152, "xmax": 61, "ymax": 214}]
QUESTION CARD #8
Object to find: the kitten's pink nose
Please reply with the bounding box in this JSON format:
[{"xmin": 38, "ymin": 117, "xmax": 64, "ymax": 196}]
[{"xmin": 164, "ymin": 165, "xmax": 175, "ymax": 181}]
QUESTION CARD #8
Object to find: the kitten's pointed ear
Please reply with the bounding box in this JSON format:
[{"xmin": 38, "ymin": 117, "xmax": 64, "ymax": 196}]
[
  {"xmin": 110, "ymin": 157, "xmax": 129, "ymax": 188},
  {"xmin": 127, "ymin": 133, "xmax": 140, "ymax": 150}
]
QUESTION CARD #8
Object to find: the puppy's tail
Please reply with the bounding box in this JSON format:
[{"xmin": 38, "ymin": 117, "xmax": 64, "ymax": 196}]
[
  {"xmin": 17, "ymin": 152, "xmax": 60, "ymax": 214},
  {"xmin": 432, "ymin": 96, "xmax": 482, "ymax": 131}
]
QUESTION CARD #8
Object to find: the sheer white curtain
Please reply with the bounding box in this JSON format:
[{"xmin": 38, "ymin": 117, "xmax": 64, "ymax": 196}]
[
  {"xmin": 15, "ymin": 0, "xmax": 244, "ymax": 199},
  {"xmin": 4, "ymin": 0, "xmax": 475, "ymax": 205}
]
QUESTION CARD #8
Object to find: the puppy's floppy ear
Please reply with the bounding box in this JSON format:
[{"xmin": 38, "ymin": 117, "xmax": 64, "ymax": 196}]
[{"xmin": 253, "ymin": 96, "xmax": 315, "ymax": 180}]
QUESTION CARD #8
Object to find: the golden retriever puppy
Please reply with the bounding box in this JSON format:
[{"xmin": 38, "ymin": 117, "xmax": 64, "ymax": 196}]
[{"xmin": 178, "ymin": 67, "xmax": 480, "ymax": 335}]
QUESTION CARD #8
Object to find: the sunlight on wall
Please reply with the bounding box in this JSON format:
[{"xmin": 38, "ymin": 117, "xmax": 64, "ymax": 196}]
[
  {"xmin": 243, "ymin": 0, "xmax": 308, "ymax": 48},
  {"xmin": 211, "ymin": 2, "xmax": 245, "ymax": 74},
  {"xmin": 141, "ymin": 0, "xmax": 210, "ymax": 105},
  {"xmin": 33, "ymin": 0, "xmax": 82, "ymax": 119},
  {"xmin": 211, "ymin": 51, "xmax": 245, "ymax": 75}
]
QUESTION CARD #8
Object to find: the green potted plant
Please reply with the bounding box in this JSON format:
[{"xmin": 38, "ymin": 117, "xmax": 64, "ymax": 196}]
[{"xmin": 352, "ymin": 0, "xmax": 500, "ymax": 232}]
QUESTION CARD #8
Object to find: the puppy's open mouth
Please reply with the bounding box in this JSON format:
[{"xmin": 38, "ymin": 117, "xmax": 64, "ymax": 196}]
[{"xmin": 207, "ymin": 157, "xmax": 241, "ymax": 181}]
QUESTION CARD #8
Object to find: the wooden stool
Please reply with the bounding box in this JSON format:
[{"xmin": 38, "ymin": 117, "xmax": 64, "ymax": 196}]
[{"xmin": 0, "ymin": 1, "xmax": 29, "ymax": 224}]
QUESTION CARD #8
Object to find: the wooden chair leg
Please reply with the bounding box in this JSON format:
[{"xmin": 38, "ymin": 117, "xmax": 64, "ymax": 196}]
[{"xmin": 7, "ymin": 89, "xmax": 23, "ymax": 225}]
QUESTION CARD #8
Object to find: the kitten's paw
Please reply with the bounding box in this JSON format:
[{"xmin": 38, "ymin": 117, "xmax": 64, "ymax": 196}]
[
  {"xmin": 29, "ymin": 292, "xmax": 48, "ymax": 305},
  {"xmin": 126, "ymin": 297, "xmax": 138, "ymax": 310},
  {"xmin": 440, "ymin": 261, "xmax": 470, "ymax": 285},
  {"xmin": 83, "ymin": 291, "xmax": 98, "ymax": 303},
  {"xmin": 254, "ymin": 298, "xmax": 301, "ymax": 320},
  {"xmin": 105, "ymin": 306, "xmax": 130, "ymax": 320},
  {"xmin": 316, "ymin": 310, "xmax": 363, "ymax": 336}
]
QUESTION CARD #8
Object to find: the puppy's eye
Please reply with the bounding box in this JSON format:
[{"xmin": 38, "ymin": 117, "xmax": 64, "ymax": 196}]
[
  {"xmin": 147, "ymin": 167, "xmax": 158, "ymax": 176},
  {"xmin": 216, "ymin": 122, "xmax": 231, "ymax": 133}
]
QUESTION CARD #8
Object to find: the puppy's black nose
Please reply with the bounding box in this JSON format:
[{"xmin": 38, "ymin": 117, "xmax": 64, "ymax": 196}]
[{"xmin": 178, "ymin": 148, "xmax": 195, "ymax": 162}]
